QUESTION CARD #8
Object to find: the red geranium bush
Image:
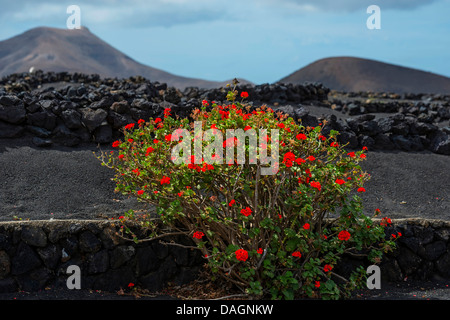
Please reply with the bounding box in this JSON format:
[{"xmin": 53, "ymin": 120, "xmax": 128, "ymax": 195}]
[{"xmin": 97, "ymin": 85, "xmax": 396, "ymax": 300}]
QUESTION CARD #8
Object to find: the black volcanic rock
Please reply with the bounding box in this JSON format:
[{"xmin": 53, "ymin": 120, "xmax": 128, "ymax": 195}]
[
  {"xmin": 0, "ymin": 96, "xmax": 26, "ymax": 124},
  {"xmin": 430, "ymin": 132, "xmax": 450, "ymax": 155},
  {"xmin": 0, "ymin": 121, "xmax": 24, "ymax": 138},
  {"xmin": 0, "ymin": 70, "xmax": 448, "ymax": 156},
  {"xmin": 80, "ymin": 108, "xmax": 108, "ymax": 132},
  {"xmin": 61, "ymin": 109, "xmax": 83, "ymax": 129}
]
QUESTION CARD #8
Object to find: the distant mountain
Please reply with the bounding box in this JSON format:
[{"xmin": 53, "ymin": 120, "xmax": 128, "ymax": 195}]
[
  {"xmin": 0, "ymin": 26, "xmax": 249, "ymax": 90},
  {"xmin": 279, "ymin": 56, "xmax": 450, "ymax": 94}
]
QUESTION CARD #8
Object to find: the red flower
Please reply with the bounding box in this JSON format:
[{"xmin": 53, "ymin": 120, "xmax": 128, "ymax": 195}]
[
  {"xmin": 303, "ymin": 223, "xmax": 310, "ymax": 230},
  {"xmin": 318, "ymin": 135, "xmax": 326, "ymax": 141},
  {"xmin": 229, "ymin": 199, "xmax": 236, "ymax": 207},
  {"xmin": 235, "ymin": 249, "xmax": 248, "ymax": 262},
  {"xmin": 296, "ymin": 133, "xmax": 307, "ymax": 141},
  {"xmin": 347, "ymin": 151, "xmax": 356, "ymax": 158},
  {"xmin": 315, "ymin": 281, "xmax": 320, "ymax": 288},
  {"xmin": 307, "ymin": 155, "xmax": 315, "ymax": 161},
  {"xmin": 277, "ymin": 123, "xmax": 285, "ymax": 129},
  {"xmin": 193, "ymin": 231, "xmax": 204, "ymax": 239},
  {"xmin": 357, "ymin": 187, "xmax": 366, "ymax": 193},
  {"xmin": 323, "ymin": 264, "xmax": 333, "ymax": 272},
  {"xmin": 128, "ymin": 138, "xmax": 134, "ymax": 143},
  {"xmin": 380, "ymin": 217, "xmax": 392, "ymax": 227},
  {"xmin": 165, "ymin": 134, "xmax": 172, "ymax": 142},
  {"xmin": 124, "ymin": 123, "xmax": 135, "ymax": 130},
  {"xmin": 132, "ymin": 168, "xmax": 140, "ymax": 176},
  {"xmin": 138, "ymin": 119, "xmax": 145, "ymax": 125},
  {"xmin": 257, "ymin": 248, "xmax": 263, "ymax": 254},
  {"xmin": 338, "ymin": 230, "xmax": 351, "ymax": 241},
  {"xmin": 240, "ymin": 207, "xmax": 252, "ymax": 217},
  {"xmin": 244, "ymin": 125, "xmax": 252, "ymax": 131},
  {"xmin": 160, "ymin": 176, "xmax": 171, "ymax": 185},
  {"xmin": 128, "ymin": 283, "xmax": 135, "ymax": 288},
  {"xmin": 118, "ymin": 154, "xmax": 124, "ymax": 160},
  {"xmin": 112, "ymin": 140, "xmax": 121, "ymax": 148},
  {"xmin": 330, "ymin": 142, "xmax": 339, "ymax": 147},
  {"xmin": 283, "ymin": 152, "xmax": 296, "ymax": 161},
  {"xmin": 335, "ymin": 179, "xmax": 345, "ymax": 185},
  {"xmin": 154, "ymin": 118, "xmax": 162, "ymax": 124},
  {"xmin": 137, "ymin": 190, "xmax": 144, "ymax": 195},
  {"xmin": 292, "ymin": 251, "xmax": 302, "ymax": 258},
  {"xmin": 164, "ymin": 108, "xmax": 171, "ymax": 118},
  {"xmin": 310, "ymin": 181, "xmax": 321, "ymax": 191},
  {"xmin": 283, "ymin": 152, "xmax": 296, "ymax": 167},
  {"xmin": 146, "ymin": 147, "xmax": 154, "ymax": 155},
  {"xmin": 240, "ymin": 91, "xmax": 249, "ymax": 98},
  {"xmin": 219, "ymin": 110, "xmax": 230, "ymax": 120},
  {"xmin": 202, "ymin": 100, "xmax": 209, "ymax": 106},
  {"xmin": 360, "ymin": 154, "xmax": 366, "ymax": 159},
  {"xmin": 153, "ymin": 139, "xmax": 159, "ymax": 144}
]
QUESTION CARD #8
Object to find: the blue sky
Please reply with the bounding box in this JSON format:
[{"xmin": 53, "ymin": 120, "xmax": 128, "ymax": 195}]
[{"xmin": 0, "ymin": 0, "xmax": 449, "ymax": 84}]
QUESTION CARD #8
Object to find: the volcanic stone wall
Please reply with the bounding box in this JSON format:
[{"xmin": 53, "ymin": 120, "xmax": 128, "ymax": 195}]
[
  {"xmin": 0, "ymin": 70, "xmax": 330, "ymax": 148},
  {"xmin": 1, "ymin": 70, "xmax": 449, "ymax": 154},
  {"xmin": 0, "ymin": 220, "xmax": 202, "ymax": 293},
  {"xmin": 0, "ymin": 219, "xmax": 450, "ymax": 293},
  {"xmin": 346, "ymin": 219, "xmax": 450, "ymax": 282}
]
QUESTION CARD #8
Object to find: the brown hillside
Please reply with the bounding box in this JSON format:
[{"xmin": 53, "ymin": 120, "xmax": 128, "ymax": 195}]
[
  {"xmin": 0, "ymin": 26, "xmax": 249, "ymax": 89},
  {"xmin": 279, "ymin": 56, "xmax": 450, "ymax": 94}
]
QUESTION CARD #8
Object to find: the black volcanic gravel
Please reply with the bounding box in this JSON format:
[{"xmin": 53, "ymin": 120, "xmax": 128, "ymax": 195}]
[
  {"xmin": 0, "ymin": 136, "xmax": 448, "ymax": 222},
  {"xmin": 0, "ymin": 137, "xmax": 148, "ymax": 221}
]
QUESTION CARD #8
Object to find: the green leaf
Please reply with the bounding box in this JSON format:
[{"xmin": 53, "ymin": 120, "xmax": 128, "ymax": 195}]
[{"xmin": 282, "ymin": 289, "xmax": 294, "ymax": 300}]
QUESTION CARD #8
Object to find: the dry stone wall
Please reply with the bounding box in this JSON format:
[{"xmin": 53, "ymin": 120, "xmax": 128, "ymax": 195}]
[
  {"xmin": 0, "ymin": 220, "xmax": 202, "ymax": 293},
  {"xmin": 1, "ymin": 70, "xmax": 448, "ymax": 154},
  {"xmin": 0, "ymin": 218, "xmax": 449, "ymax": 293}
]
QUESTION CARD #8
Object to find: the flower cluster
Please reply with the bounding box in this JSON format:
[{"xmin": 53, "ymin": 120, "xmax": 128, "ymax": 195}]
[
  {"xmin": 338, "ymin": 230, "xmax": 351, "ymax": 241},
  {"xmin": 240, "ymin": 207, "xmax": 252, "ymax": 217},
  {"xmin": 235, "ymin": 249, "xmax": 249, "ymax": 262},
  {"xmin": 193, "ymin": 231, "xmax": 205, "ymax": 239}
]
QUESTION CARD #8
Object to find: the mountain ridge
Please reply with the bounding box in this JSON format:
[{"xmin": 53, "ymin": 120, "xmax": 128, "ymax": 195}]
[
  {"xmin": 279, "ymin": 56, "xmax": 450, "ymax": 94},
  {"xmin": 0, "ymin": 26, "xmax": 249, "ymax": 90}
]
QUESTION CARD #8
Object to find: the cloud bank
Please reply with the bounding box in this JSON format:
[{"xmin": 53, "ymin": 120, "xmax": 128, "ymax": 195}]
[{"xmin": 0, "ymin": 0, "xmax": 442, "ymax": 29}]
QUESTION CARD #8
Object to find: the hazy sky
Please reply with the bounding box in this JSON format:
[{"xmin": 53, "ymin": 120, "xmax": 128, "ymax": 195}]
[{"xmin": 0, "ymin": 0, "xmax": 449, "ymax": 84}]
